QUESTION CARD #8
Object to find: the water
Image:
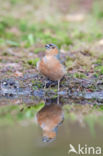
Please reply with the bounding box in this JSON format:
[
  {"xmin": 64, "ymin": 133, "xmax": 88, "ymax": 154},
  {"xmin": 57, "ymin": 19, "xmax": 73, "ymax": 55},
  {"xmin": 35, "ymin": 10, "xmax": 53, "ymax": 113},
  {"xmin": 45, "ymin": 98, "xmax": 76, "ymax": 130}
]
[
  {"xmin": 0, "ymin": 122, "xmax": 103, "ymax": 156},
  {"xmin": 0, "ymin": 95, "xmax": 103, "ymax": 156},
  {"xmin": 0, "ymin": 77, "xmax": 103, "ymax": 156}
]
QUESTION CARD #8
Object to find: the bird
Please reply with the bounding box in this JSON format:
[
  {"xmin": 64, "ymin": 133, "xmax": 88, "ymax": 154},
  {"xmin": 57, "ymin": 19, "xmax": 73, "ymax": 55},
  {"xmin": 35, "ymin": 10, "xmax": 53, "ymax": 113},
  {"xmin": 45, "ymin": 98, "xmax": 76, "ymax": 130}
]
[{"xmin": 37, "ymin": 43, "xmax": 66, "ymax": 91}]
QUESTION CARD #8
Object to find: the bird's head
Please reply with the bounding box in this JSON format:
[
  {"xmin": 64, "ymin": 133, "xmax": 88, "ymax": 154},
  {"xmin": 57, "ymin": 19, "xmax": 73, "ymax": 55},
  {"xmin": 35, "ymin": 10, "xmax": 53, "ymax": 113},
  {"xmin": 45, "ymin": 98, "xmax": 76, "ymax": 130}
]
[
  {"xmin": 42, "ymin": 130, "xmax": 56, "ymax": 143},
  {"xmin": 45, "ymin": 43, "xmax": 59, "ymax": 57}
]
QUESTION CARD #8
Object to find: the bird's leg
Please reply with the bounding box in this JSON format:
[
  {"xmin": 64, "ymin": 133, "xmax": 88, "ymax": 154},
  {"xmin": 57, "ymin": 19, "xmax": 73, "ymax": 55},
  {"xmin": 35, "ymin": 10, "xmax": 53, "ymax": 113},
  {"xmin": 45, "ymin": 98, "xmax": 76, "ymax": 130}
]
[
  {"xmin": 44, "ymin": 81, "xmax": 46, "ymax": 90},
  {"xmin": 43, "ymin": 76, "xmax": 48, "ymax": 90},
  {"xmin": 58, "ymin": 80, "xmax": 60, "ymax": 92}
]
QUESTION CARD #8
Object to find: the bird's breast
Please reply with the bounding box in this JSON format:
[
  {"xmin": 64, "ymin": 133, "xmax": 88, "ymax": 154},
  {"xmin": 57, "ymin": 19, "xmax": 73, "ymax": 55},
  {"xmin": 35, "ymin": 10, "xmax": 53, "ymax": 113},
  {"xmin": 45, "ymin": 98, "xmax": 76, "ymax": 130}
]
[{"xmin": 38, "ymin": 56, "xmax": 66, "ymax": 81}]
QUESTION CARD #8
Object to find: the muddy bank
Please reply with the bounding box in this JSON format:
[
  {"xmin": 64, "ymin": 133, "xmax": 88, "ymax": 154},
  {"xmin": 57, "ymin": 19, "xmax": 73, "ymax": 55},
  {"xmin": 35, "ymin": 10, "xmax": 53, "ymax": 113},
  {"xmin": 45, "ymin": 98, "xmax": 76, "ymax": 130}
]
[{"xmin": 0, "ymin": 74, "xmax": 103, "ymax": 104}]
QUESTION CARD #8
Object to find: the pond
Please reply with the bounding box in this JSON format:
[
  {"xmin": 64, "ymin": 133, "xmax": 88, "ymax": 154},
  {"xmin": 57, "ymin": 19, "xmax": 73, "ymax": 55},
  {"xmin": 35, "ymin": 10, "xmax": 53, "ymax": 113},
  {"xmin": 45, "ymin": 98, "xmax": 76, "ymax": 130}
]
[
  {"xmin": 0, "ymin": 87, "xmax": 103, "ymax": 156},
  {"xmin": 0, "ymin": 76, "xmax": 103, "ymax": 156}
]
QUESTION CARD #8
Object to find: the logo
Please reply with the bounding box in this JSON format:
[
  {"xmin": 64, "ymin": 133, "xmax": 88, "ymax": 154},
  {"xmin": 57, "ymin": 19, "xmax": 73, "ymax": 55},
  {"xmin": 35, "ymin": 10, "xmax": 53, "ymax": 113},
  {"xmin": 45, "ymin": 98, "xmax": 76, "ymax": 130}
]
[{"xmin": 68, "ymin": 144, "xmax": 102, "ymax": 155}]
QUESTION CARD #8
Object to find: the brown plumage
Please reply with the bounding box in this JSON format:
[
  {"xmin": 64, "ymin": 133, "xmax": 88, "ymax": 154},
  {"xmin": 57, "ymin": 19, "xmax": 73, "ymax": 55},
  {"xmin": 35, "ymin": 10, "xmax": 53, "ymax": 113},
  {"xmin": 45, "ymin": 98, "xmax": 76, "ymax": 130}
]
[
  {"xmin": 37, "ymin": 43, "xmax": 66, "ymax": 91},
  {"xmin": 38, "ymin": 55, "xmax": 65, "ymax": 81}
]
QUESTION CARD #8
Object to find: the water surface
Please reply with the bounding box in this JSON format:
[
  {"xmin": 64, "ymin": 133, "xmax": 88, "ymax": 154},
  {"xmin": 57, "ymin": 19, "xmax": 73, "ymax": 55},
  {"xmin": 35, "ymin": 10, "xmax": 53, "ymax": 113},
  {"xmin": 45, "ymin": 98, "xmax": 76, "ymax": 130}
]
[{"xmin": 0, "ymin": 95, "xmax": 103, "ymax": 156}]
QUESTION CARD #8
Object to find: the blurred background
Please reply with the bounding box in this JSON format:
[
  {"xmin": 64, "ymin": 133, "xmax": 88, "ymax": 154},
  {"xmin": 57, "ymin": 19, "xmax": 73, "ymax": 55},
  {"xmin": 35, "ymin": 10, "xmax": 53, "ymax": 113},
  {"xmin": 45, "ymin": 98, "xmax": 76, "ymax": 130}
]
[
  {"xmin": 0, "ymin": 0, "xmax": 103, "ymax": 49},
  {"xmin": 0, "ymin": 0, "xmax": 103, "ymax": 77}
]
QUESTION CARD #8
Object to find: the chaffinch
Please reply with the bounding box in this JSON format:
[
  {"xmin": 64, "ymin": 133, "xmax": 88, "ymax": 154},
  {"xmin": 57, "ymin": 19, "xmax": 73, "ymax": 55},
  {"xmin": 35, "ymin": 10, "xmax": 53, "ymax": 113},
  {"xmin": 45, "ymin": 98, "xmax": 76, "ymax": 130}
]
[{"xmin": 37, "ymin": 43, "xmax": 66, "ymax": 91}]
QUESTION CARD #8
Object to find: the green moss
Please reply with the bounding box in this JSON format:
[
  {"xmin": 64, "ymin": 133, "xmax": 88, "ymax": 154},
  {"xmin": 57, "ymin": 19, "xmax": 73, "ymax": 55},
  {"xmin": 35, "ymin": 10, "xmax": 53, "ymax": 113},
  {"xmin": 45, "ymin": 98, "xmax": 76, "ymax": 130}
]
[
  {"xmin": 73, "ymin": 72, "xmax": 87, "ymax": 79},
  {"xmin": 96, "ymin": 55, "xmax": 103, "ymax": 65},
  {"xmin": 95, "ymin": 66, "xmax": 103, "ymax": 75},
  {"xmin": 65, "ymin": 56, "xmax": 74, "ymax": 69},
  {"xmin": 52, "ymin": 88, "xmax": 58, "ymax": 93},
  {"xmin": 96, "ymin": 59, "xmax": 103, "ymax": 65},
  {"xmin": 32, "ymin": 80, "xmax": 43, "ymax": 88},
  {"xmin": 28, "ymin": 58, "xmax": 40, "ymax": 66},
  {"xmin": 33, "ymin": 102, "xmax": 45, "ymax": 110},
  {"xmin": 93, "ymin": 73, "xmax": 99, "ymax": 78}
]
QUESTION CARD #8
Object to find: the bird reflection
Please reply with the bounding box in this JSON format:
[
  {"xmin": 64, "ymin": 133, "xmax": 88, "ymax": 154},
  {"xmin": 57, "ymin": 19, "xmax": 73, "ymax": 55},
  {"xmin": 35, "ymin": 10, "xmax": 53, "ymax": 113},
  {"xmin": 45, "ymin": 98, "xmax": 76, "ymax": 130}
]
[{"xmin": 35, "ymin": 98, "xmax": 64, "ymax": 143}]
